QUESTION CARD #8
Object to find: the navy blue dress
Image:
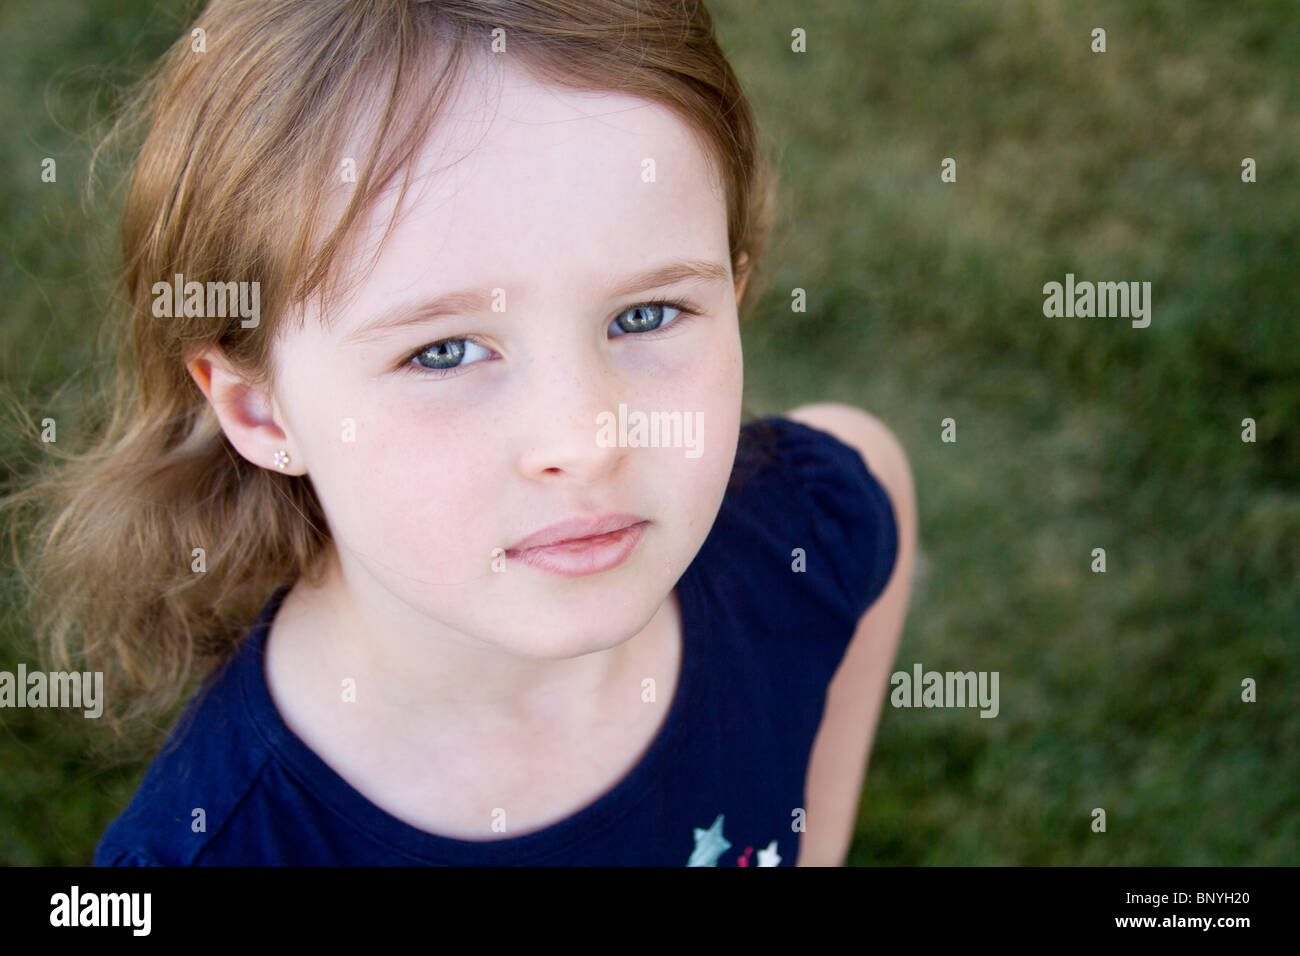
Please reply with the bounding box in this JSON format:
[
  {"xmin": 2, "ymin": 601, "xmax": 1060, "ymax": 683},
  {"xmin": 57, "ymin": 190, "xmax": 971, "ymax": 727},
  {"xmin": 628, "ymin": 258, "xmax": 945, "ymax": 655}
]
[{"xmin": 94, "ymin": 415, "xmax": 899, "ymax": 866}]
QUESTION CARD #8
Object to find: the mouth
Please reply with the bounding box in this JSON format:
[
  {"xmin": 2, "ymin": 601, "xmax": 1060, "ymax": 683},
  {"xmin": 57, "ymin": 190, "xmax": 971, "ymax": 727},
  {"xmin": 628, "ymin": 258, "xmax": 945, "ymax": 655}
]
[{"xmin": 505, "ymin": 514, "xmax": 649, "ymax": 577}]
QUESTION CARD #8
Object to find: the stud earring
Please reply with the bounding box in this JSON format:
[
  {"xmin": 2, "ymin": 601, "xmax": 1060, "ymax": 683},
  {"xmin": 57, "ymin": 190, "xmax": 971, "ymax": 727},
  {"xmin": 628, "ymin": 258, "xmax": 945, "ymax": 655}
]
[{"xmin": 273, "ymin": 449, "xmax": 290, "ymax": 470}]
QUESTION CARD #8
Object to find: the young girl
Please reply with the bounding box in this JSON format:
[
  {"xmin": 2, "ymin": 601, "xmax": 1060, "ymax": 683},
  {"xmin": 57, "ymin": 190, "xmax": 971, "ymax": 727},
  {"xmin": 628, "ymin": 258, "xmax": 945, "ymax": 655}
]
[{"xmin": 12, "ymin": 0, "xmax": 915, "ymax": 866}]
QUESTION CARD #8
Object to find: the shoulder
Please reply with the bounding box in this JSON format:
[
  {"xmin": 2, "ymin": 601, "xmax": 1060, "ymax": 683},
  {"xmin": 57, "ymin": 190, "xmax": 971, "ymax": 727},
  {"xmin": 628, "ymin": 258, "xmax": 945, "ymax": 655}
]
[
  {"xmin": 783, "ymin": 403, "xmax": 915, "ymax": 526},
  {"xmin": 784, "ymin": 402, "xmax": 916, "ymax": 574},
  {"xmin": 93, "ymin": 645, "xmax": 274, "ymax": 866},
  {"xmin": 695, "ymin": 408, "xmax": 905, "ymax": 658}
]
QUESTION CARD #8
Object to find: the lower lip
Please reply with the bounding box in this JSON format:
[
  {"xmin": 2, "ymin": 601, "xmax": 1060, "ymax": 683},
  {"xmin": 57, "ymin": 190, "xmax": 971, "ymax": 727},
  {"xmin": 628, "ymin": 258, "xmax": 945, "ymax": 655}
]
[{"xmin": 507, "ymin": 522, "xmax": 648, "ymax": 577}]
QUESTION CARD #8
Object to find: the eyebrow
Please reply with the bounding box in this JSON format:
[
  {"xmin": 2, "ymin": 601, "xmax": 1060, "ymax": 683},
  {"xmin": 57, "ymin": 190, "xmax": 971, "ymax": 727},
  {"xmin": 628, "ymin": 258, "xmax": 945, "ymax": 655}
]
[{"xmin": 341, "ymin": 257, "xmax": 733, "ymax": 345}]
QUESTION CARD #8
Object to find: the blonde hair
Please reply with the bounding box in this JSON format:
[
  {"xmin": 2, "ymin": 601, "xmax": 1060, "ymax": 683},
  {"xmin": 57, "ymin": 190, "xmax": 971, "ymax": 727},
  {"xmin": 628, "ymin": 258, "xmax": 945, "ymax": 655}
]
[{"xmin": 1, "ymin": 0, "xmax": 776, "ymax": 748}]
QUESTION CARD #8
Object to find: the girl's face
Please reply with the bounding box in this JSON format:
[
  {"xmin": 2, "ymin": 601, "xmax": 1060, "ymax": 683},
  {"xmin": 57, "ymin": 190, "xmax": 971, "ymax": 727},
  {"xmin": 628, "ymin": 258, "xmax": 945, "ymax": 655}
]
[{"xmin": 268, "ymin": 59, "xmax": 745, "ymax": 659}]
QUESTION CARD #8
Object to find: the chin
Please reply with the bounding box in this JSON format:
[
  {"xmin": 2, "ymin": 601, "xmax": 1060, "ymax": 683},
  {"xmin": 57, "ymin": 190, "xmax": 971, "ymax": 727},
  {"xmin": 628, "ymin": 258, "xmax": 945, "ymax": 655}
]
[{"xmin": 491, "ymin": 594, "xmax": 660, "ymax": 660}]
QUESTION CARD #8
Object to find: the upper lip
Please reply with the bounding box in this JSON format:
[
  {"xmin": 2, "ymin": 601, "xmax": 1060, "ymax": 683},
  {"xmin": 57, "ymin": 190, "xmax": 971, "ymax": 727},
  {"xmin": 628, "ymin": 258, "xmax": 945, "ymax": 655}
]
[{"xmin": 506, "ymin": 513, "xmax": 646, "ymax": 553}]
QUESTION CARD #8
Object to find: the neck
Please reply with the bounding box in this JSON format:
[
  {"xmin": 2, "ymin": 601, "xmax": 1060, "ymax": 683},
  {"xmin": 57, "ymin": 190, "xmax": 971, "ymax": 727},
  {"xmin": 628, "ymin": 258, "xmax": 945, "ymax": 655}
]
[{"xmin": 271, "ymin": 544, "xmax": 674, "ymax": 735}]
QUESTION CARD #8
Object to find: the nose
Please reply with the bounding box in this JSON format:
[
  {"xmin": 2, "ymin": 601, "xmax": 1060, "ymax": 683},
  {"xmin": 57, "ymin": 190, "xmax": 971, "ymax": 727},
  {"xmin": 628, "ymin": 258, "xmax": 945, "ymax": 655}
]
[{"xmin": 514, "ymin": 345, "xmax": 627, "ymax": 486}]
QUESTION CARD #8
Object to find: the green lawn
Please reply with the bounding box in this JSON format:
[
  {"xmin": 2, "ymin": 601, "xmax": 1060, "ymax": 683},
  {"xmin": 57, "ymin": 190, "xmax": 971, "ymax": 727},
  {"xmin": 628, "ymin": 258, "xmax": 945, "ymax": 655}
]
[{"xmin": 1, "ymin": 0, "xmax": 1296, "ymax": 865}]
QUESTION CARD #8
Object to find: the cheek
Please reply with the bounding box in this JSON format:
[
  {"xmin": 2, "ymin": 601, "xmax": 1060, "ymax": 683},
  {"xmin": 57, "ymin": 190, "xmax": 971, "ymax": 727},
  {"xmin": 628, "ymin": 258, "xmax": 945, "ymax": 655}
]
[
  {"xmin": 636, "ymin": 316, "xmax": 742, "ymax": 404},
  {"xmin": 689, "ymin": 318, "xmax": 743, "ymax": 445},
  {"xmin": 316, "ymin": 407, "xmax": 500, "ymax": 578},
  {"xmin": 649, "ymin": 322, "xmax": 743, "ymax": 517}
]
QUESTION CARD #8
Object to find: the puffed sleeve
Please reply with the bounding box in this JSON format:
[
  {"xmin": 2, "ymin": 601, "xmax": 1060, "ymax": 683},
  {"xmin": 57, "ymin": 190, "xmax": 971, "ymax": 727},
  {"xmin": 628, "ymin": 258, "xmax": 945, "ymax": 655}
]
[{"xmin": 770, "ymin": 416, "xmax": 900, "ymax": 622}]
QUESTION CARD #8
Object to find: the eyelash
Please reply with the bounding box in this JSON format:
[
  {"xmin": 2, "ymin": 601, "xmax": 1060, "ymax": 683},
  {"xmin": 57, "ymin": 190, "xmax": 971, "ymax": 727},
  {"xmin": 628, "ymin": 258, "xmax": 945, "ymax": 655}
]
[{"xmin": 396, "ymin": 297, "xmax": 701, "ymax": 379}]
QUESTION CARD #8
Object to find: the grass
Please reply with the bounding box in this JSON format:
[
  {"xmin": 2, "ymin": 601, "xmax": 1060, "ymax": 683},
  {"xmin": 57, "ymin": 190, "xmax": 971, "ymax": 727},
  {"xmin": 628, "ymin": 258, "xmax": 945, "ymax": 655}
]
[{"xmin": 1, "ymin": 0, "xmax": 1296, "ymax": 864}]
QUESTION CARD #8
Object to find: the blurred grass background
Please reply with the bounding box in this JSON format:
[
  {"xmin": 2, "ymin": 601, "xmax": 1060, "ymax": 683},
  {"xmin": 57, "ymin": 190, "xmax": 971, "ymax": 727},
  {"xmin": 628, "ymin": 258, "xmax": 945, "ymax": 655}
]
[{"xmin": 1, "ymin": 0, "xmax": 1296, "ymax": 864}]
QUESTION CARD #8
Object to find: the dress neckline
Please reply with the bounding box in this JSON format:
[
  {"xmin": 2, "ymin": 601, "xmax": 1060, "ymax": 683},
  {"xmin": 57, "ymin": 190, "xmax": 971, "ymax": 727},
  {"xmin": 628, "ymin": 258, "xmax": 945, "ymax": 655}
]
[{"xmin": 236, "ymin": 568, "xmax": 702, "ymax": 864}]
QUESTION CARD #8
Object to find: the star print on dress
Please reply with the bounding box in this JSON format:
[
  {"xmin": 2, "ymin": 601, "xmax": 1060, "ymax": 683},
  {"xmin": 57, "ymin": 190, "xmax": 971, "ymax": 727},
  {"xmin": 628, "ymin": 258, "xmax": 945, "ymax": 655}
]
[
  {"xmin": 686, "ymin": 814, "xmax": 732, "ymax": 866},
  {"xmin": 756, "ymin": 840, "xmax": 781, "ymax": 866}
]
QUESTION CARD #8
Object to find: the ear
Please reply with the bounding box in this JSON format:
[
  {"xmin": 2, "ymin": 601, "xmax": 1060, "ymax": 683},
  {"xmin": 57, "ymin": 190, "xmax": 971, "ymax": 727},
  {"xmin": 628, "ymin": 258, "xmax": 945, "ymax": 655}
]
[
  {"xmin": 186, "ymin": 349, "xmax": 303, "ymax": 474},
  {"xmin": 734, "ymin": 252, "xmax": 751, "ymax": 305}
]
